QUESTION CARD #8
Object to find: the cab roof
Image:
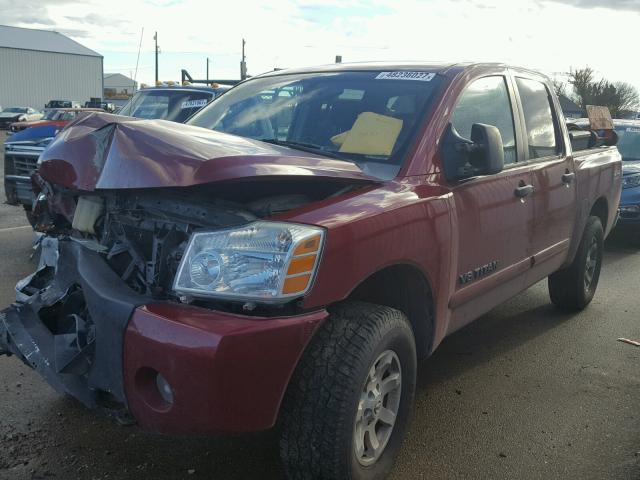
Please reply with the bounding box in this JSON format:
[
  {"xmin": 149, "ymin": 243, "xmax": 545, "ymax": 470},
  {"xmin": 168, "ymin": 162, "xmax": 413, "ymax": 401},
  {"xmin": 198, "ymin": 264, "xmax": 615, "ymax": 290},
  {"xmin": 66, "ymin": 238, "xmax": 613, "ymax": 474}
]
[
  {"xmin": 255, "ymin": 61, "xmax": 516, "ymax": 78},
  {"xmin": 141, "ymin": 85, "xmax": 230, "ymax": 93},
  {"xmin": 253, "ymin": 62, "xmax": 553, "ymax": 84}
]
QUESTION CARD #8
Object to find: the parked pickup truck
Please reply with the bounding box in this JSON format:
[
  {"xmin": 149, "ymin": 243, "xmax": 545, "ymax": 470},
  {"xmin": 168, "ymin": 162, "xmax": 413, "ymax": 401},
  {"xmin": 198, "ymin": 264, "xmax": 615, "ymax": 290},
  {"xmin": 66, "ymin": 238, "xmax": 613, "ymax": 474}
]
[
  {"xmin": 4, "ymin": 109, "xmax": 104, "ymax": 215},
  {"xmin": 117, "ymin": 85, "xmax": 229, "ymax": 122},
  {"xmin": 0, "ymin": 63, "xmax": 621, "ymax": 480}
]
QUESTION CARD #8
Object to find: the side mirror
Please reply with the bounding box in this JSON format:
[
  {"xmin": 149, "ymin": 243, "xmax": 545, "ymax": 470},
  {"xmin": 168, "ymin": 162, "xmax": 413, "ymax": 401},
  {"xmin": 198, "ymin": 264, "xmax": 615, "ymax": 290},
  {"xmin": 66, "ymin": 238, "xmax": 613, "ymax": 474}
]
[
  {"xmin": 442, "ymin": 123, "xmax": 505, "ymax": 181},
  {"xmin": 469, "ymin": 123, "xmax": 504, "ymax": 175}
]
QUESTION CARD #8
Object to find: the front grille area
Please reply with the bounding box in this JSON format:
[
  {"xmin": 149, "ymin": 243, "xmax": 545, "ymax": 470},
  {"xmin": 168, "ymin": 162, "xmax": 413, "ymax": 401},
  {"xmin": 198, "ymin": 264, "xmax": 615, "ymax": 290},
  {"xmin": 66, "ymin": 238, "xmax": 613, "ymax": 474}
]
[
  {"xmin": 9, "ymin": 154, "xmax": 39, "ymax": 176},
  {"xmin": 4, "ymin": 145, "xmax": 44, "ymax": 177}
]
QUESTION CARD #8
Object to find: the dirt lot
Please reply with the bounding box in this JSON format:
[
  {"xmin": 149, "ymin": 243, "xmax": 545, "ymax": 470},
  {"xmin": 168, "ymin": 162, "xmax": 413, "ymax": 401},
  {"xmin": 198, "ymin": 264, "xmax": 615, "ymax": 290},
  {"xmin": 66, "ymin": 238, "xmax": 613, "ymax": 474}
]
[{"xmin": 0, "ymin": 143, "xmax": 639, "ymax": 480}]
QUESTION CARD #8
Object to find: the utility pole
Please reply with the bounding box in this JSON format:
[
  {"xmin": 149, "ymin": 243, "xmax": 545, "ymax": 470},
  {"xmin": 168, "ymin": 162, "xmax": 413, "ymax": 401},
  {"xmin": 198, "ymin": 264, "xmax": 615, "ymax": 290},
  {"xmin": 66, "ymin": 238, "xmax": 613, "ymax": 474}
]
[
  {"xmin": 206, "ymin": 57, "xmax": 209, "ymax": 84},
  {"xmin": 240, "ymin": 38, "xmax": 247, "ymax": 80},
  {"xmin": 154, "ymin": 32, "xmax": 159, "ymax": 84}
]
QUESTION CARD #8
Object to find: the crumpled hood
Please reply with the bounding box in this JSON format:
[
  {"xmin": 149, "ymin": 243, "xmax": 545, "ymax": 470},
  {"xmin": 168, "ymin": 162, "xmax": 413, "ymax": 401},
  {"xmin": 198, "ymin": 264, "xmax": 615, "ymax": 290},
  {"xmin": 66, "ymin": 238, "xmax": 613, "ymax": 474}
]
[{"xmin": 38, "ymin": 112, "xmax": 376, "ymax": 191}]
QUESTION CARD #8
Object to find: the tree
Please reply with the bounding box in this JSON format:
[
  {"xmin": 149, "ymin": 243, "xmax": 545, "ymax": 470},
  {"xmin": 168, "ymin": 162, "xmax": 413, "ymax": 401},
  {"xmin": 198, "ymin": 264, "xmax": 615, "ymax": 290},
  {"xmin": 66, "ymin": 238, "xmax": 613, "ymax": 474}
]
[
  {"xmin": 610, "ymin": 82, "xmax": 639, "ymax": 117},
  {"xmin": 552, "ymin": 78, "xmax": 567, "ymax": 98},
  {"xmin": 568, "ymin": 66, "xmax": 640, "ymax": 117},
  {"xmin": 569, "ymin": 67, "xmax": 595, "ymax": 110}
]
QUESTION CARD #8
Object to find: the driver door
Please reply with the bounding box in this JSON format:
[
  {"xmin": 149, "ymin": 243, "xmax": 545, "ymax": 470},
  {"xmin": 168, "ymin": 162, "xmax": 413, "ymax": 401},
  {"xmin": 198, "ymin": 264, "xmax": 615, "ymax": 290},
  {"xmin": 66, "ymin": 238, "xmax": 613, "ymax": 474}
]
[{"xmin": 446, "ymin": 75, "xmax": 534, "ymax": 331}]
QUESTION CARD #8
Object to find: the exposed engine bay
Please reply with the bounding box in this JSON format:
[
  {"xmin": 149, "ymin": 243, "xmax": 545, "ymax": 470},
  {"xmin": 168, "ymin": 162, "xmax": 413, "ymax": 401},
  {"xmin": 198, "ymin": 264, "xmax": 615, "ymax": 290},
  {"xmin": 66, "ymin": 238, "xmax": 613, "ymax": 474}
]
[
  {"xmin": 0, "ymin": 176, "xmax": 360, "ymax": 412},
  {"xmin": 30, "ymin": 177, "xmax": 355, "ymax": 307},
  {"xmin": 0, "ymin": 112, "xmax": 377, "ymax": 422}
]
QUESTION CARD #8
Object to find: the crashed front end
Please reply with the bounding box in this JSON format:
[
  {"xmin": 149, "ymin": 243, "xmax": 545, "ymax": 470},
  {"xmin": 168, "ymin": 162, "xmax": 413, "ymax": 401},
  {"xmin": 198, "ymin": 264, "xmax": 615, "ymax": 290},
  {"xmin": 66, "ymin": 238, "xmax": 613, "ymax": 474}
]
[{"xmin": 0, "ymin": 113, "xmax": 375, "ymax": 434}]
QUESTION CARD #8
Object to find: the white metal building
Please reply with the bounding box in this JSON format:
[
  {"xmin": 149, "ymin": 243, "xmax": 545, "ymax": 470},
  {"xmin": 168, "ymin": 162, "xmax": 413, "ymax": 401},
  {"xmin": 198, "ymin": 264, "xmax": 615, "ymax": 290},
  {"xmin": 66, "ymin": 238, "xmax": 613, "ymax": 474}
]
[
  {"xmin": 104, "ymin": 73, "xmax": 137, "ymax": 97},
  {"xmin": 0, "ymin": 25, "xmax": 103, "ymax": 110}
]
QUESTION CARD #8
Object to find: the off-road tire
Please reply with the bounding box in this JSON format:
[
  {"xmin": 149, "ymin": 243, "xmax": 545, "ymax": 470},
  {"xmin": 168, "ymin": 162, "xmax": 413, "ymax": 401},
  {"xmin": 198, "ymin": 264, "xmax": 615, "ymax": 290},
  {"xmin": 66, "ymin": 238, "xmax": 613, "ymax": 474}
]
[
  {"xmin": 279, "ymin": 301, "xmax": 417, "ymax": 480},
  {"xmin": 548, "ymin": 215, "xmax": 604, "ymax": 311}
]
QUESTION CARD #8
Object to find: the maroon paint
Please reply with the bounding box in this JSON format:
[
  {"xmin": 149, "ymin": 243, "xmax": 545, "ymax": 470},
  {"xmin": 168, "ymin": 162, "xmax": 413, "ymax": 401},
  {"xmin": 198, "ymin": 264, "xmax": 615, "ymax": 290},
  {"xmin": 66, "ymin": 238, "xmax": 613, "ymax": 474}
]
[
  {"xmin": 123, "ymin": 304, "xmax": 326, "ymax": 435},
  {"xmin": 33, "ymin": 63, "xmax": 621, "ymax": 432},
  {"xmin": 276, "ymin": 64, "xmax": 621, "ymax": 351},
  {"xmin": 37, "ymin": 113, "xmax": 376, "ymax": 191}
]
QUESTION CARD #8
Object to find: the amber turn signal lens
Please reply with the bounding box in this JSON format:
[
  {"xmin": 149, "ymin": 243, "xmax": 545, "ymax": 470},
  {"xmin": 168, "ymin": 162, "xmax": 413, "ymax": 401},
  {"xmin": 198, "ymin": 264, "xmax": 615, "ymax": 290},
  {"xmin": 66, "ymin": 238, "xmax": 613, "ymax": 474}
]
[
  {"xmin": 293, "ymin": 235, "xmax": 321, "ymax": 256},
  {"xmin": 287, "ymin": 255, "xmax": 317, "ymax": 275},
  {"xmin": 283, "ymin": 274, "xmax": 311, "ymax": 294}
]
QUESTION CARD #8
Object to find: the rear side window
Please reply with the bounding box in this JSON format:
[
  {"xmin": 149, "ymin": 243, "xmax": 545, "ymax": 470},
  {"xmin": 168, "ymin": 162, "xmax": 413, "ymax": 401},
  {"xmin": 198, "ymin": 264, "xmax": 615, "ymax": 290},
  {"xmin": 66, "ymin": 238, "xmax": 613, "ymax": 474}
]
[
  {"xmin": 516, "ymin": 78, "xmax": 558, "ymax": 159},
  {"xmin": 451, "ymin": 76, "xmax": 517, "ymax": 164}
]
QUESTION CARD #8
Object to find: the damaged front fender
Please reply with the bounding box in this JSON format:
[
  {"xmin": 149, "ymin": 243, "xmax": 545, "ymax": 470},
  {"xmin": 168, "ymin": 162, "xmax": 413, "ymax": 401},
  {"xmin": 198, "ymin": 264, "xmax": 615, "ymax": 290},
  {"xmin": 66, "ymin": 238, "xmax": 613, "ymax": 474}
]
[{"xmin": 0, "ymin": 236, "xmax": 148, "ymax": 410}]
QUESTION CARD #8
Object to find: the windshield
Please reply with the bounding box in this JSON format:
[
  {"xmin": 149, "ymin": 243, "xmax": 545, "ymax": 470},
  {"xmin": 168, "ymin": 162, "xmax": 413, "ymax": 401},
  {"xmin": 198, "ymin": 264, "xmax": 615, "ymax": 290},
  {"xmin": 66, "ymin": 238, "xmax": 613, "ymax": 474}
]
[
  {"xmin": 58, "ymin": 111, "xmax": 77, "ymax": 121},
  {"xmin": 118, "ymin": 90, "xmax": 214, "ymax": 123},
  {"xmin": 43, "ymin": 110, "xmax": 59, "ymax": 120},
  {"xmin": 5, "ymin": 108, "xmax": 27, "ymax": 113},
  {"xmin": 46, "ymin": 101, "xmax": 70, "ymax": 108},
  {"xmin": 615, "ymin": 125, "xmax": 640, "ymax": 161},
  {"xmin": 187, "ymin": 71, "xmax": 442, "ymax": 179}
]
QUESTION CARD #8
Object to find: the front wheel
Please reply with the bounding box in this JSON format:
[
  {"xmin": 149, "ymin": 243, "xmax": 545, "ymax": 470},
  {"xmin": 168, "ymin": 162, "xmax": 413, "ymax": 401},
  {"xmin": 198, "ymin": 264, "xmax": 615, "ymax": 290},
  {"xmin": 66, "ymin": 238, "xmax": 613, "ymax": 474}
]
[
  {"xmin": 279, "ymin": 301, "xmax": 417, "ymax": 480},
  {"xmin": 548, "ymin": 215, "xmax": 604, "ymax": 311}
]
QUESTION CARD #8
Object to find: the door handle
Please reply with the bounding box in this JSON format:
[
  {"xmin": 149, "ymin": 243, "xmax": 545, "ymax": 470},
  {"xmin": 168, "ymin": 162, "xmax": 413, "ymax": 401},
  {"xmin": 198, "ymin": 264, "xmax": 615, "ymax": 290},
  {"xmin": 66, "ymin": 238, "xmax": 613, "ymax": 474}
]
[
  {"xmin": 514, "ymin": 183, "xmax": 534, "ymax": 198},
  {"xmin": 562, "ymin": 172, "xmax": 575, "ymax": 184}
]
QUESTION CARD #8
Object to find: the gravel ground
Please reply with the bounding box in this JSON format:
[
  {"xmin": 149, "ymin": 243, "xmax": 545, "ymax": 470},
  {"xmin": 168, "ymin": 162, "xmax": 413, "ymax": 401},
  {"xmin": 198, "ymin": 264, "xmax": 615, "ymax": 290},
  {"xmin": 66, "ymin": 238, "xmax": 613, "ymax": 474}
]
[{"xmin": 0, "ymin": 143, "xmax": 638, "ymax": 480}]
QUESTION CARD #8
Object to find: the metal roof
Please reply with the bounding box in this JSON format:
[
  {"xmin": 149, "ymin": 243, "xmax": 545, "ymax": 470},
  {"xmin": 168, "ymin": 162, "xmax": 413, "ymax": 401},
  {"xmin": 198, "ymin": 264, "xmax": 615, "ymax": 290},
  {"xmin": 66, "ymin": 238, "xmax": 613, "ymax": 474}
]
[{"xmin": 0, "ymin": 25, "xmax": 102, "ymax": 57}]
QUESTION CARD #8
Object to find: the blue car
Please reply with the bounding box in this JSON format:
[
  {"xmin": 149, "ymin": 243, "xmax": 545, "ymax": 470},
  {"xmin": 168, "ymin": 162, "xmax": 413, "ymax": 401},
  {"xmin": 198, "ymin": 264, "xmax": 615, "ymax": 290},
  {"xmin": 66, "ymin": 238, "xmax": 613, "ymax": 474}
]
[{"xmin": 614, "ymin": 120, "xmax": 640, "ymax": 226}]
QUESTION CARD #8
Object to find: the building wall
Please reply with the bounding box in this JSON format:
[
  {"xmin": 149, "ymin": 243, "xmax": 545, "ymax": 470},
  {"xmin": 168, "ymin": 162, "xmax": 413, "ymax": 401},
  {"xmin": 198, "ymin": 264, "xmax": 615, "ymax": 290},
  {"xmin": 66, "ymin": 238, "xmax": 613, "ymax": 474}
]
[
  {"xmin": 104, "ymin": 74, "xmax": 137, "ymax": 99},
  {"xmin": 0, "ymin": 47, "xmax": 102, "ymax": 110}
]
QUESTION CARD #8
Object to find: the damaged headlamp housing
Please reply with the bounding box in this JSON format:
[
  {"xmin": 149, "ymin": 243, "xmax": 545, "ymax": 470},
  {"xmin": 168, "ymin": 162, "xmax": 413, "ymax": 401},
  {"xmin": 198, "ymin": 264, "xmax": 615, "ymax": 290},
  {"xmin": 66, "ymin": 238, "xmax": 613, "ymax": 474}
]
[{"xmin": 173, "ymin": 221, "xmax": 325, "ymax": 303}]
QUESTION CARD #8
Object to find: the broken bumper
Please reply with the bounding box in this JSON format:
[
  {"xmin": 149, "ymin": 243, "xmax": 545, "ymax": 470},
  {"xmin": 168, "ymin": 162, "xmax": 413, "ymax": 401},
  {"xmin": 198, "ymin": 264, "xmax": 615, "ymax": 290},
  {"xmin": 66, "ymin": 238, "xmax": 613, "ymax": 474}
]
[
  {"xmin": 124, "ymin": 304, "xmax": 326, "ymax": 434},
  {"xmin": 0, "ymin": 237, "xmax": 327, "ymax": 434},
  {"xmin": 4, "ymin": 175, "xmax": 34, "ymax": 207}
]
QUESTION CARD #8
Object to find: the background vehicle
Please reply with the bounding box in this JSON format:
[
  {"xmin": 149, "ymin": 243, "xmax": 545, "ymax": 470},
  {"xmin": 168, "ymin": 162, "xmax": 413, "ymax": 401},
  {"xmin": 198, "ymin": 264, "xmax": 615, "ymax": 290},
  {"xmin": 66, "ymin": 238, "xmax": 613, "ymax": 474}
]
[
  {"xmin": 0, "ymin": 63, "xmax": 621, "ymax": 480},
  {"xmin": 44, "ymin": 100, "xmax": 81, "ymax": 109},
  {"xmin": 611, "ymin": 120, "xmax": 640, "ymax": 226},
  {"xmin": 569, "ymin": 118, "xmax": 640, "ymax": 229},
  {"xmin": 4, "ymin": 109, "xmax": 103, "ymax": 211},
  {"xmin": 3, "ymin": 131, "xmax": 53, "ymax": 212},
  {"xmin": 0, "ymin": 107, "xmax": 42, "ymax": 129},
  {"xmin": 117, "ymin": 85, "xmax": 229, "ymax": 122},
  {"xmin": 9, "ymin": 107, "xmax": 103, "ymax": 133},
  {"xmin": 84, "ymin": 101, "xmax": 116, "ymax": 113}
]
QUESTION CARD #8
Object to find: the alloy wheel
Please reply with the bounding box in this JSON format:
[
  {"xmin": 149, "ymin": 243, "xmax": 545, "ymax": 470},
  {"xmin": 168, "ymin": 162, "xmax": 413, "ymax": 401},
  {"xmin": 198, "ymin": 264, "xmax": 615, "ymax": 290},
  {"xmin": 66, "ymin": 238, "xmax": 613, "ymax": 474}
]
[{"xmin": 353, "ymin": 350, "xmax": 402, "ymax": 467}]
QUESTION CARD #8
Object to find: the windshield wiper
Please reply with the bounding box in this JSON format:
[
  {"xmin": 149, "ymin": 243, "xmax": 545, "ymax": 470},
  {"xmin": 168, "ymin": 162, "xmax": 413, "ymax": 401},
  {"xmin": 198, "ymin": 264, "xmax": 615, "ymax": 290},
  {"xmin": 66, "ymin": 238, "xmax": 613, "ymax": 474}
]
[{"xmin": 258, "ymin": 138, "xmax": 345, "ymax": 160}]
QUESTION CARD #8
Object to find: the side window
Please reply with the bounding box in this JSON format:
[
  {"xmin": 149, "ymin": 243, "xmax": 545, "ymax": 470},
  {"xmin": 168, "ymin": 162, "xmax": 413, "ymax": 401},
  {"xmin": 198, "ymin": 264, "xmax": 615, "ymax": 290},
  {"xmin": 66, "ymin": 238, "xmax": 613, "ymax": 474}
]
[
  {"xmin": 515, "ymin": 78, "xmax": 558, "ymax": 159},
  {"xmin": 451, "ymin": 76, "xmax": 517, "ymax": 164}
]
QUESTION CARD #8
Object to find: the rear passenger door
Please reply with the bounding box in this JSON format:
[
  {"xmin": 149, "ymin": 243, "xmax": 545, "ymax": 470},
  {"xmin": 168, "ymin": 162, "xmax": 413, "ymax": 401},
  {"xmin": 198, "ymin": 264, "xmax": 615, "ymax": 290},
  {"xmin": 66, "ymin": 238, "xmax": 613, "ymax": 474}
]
[
  {"xmin": 447, "ymin": 75, "xmax": 534, "ymax": 329},
  {"xmin": 512, "ymin": 76, "xmax": 577, "ymax": 281}
]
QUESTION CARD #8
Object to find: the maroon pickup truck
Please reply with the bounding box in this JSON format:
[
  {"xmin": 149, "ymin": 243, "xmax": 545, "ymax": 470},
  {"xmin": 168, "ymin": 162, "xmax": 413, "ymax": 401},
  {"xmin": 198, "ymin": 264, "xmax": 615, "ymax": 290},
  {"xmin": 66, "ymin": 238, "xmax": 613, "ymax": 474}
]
[{"xmin": 0, "ymin": 62, "xmax": 621, "ymax": 479}]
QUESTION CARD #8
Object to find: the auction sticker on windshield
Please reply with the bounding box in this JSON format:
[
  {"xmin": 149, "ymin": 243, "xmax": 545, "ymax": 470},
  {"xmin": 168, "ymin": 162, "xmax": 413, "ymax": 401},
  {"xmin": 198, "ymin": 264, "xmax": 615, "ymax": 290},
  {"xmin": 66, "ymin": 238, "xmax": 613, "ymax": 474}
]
[
  {"xmin": 375, "ymin": 71, "xmax": 436, "ymax": 81},
  {"xmin": 181, "ymin": 99, "xmax": 209, "ymax": 109}
]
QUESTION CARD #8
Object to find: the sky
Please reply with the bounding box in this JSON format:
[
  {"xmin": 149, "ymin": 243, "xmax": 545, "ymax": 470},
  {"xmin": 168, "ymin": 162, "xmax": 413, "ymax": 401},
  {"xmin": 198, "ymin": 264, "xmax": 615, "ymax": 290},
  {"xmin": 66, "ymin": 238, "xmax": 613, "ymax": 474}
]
[{"xmin": 1, "ymin": 0, "xmax": 639, "ymax": 92}]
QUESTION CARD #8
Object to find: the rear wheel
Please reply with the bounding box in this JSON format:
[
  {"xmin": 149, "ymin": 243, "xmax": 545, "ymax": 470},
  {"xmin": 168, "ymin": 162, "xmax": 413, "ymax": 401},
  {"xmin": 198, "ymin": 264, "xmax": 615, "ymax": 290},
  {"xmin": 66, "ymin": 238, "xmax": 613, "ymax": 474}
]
[
  {"xmin": 279, "ymin": 301, "xmax": 417, "ymax": 480},
  {"xmin": 548, "ymin": 215, "xmax": 604, "ymax": 310}
]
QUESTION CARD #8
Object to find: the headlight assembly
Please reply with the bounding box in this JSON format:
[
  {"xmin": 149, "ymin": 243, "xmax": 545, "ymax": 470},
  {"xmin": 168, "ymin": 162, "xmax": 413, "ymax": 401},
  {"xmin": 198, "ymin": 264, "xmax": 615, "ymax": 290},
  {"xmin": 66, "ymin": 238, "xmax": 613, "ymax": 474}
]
[{"xmin": 173, "ymin": 221, "xmax": 324, "ymax": 303}]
